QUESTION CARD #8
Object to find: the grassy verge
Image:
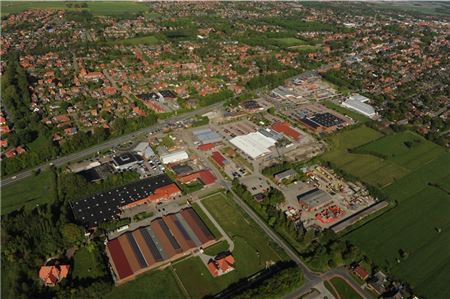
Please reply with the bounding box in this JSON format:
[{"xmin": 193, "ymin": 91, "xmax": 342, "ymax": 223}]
[{"xmin": 2, "ymin": 170, "xmax": 57, "ymax": 215}]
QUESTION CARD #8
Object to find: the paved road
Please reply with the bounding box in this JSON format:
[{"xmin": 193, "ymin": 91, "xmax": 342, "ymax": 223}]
[{"xmin": 0, "ymin": 101, "xmax": 224, "ymax": 187}]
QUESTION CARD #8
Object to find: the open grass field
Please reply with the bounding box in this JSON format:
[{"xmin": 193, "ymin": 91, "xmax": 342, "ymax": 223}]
[
  {"xmin": 347, "ymin": 186, "xmax": 450, "ymax": 299},
  {"xmin": 105, "ymin": 268, "xmax": 185, "ymax": 299},
  {"xmin": 203, "ymin": 240, "xmax": 229, "ymax": 256},
  {"xmin": 1, "ymin": 170, "xmax": 57, "ymax": 215},
  {"xmin": 321, "ymin": 126, "xmax": 407, "ymax": 187},
  {"xmin": 72, "ymin": 247, "xmax": 105, "ymax": 279},
  {"xmin": 174, "ymin": 193, "xmax": 282, "ymax": 298},
  {"xmin": 1, "ymin": 1, "xmax": 150, "ymax": 16},
  {"xmin": 355, "ymin": 131, "xmax": 445, "ymax": 171},
  {"xmin": 271, "ymin": 37, "xmax": 307, "ymax": 47},
  {"xmin": 326, "ymin": 126, "xmax": 450, "ymax": 298},
  {"xmin": 329, "ymin": 277, "xmax": 362, "ymax": 299}
]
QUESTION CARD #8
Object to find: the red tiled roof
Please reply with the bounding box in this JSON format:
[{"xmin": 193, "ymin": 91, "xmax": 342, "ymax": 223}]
[
  {"xmin": 211, "ymin": 151, "xmax": 226, "ymax": 167},
  {"xmin": 354, "ymin": 265, "xmax": 369, "ymax": 280},
  {"xmin": 178, "ymin": 170, "xmax": 216, "ymax": 185},
  {"xmin": 272, "ymin": 122, "xmax": 301, "ymax": 141},
  {"xmin": 198, "ymin": 143, "xmax": 216, "ymax": 151},
  {"xmin": 107, "ymin": 239, "xmax": 134, "ymax": 279},
  {"xmin": 39, "ymin": 265, "xmax": 70, "ymax": 286},
  {"xmin": 124, "ymin": 183, "xmax": 181, "ymax": 208}
]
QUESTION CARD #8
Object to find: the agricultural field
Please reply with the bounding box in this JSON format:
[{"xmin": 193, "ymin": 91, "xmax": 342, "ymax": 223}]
[
  {"xmin": 1, "ymin": 1, "xmax": 150, "ymax": 16},
  {"xmin": 105, "ymin": 268, "xmax": 185, "ymax": 299},
  {"xmin": 322, "ymin": 128, "xmax": 447, "ymax": 188},
  {"xmin": 72, "ymin": 247, "xmax": 105, "ymax": 279},
  {"xmin": 1, "ymin": 170, "xmax": 57, "ymax": 215},
  {"xmin": 174, "ymin": 193, "xmax": 282, "ymax": 299},
  {"xmin": 354, "ymin": 131, "xmax": 445, "ymax": 171},
  {"xmin": 347, "ymin": 186, "xmax": 450, "ymax": 299}
]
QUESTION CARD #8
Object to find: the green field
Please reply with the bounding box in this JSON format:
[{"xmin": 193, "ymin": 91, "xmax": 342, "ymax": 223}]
[
  {"xmin": 328, "ymin": 277, "xmax": 362, "ymax": 299},
  {"xmin": 355, "ymin": 131, "xmax": 445, "ymax": 171},
  {"xmin": 1, "ymin": 170, "xmax": 57, "ymax": 215},
  {"xmin": 203, "ymin": 240, "xmax": 229, "ymax": 256},
  {"xmin": 321, "ymin": 126, "xmax": 405, "ymax": 187},
  {"xmin": 174, "ymin": 193, "xmax": 282, "ymax": 298},
  {"xmin": 1, "ymin": 1, "xmax": 150, "ymax": 16},
  {"xmin": 272, "ymin": 37, "xmax": 307, "ymax": 47},
  {"xmin": 105, "ymin": 268, "xmax": 185, "ymax": 299},
  {"xmin": 107, "ymin": 35, "xmax": 160, "ymax": 46},
  {"xmin": 72, "ymin": 247, "xmax": 105, "ymax": 279},
  {"xmin": 347, "ymin": 185, "xmax": 450, "ymax": 299},
  {"xmin": 326, "ymin": 127, "xmax": 450, "ymax": 298}
]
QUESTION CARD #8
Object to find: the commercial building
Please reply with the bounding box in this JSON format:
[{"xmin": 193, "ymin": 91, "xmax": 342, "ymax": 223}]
[
  {"xmin": 193, "ymin": 128, "xmax": 222, "ymax": 145},
  {"xmin": 112, "ymin": 153, "xmax": 144, "ymax": 171},
  {"xmin": 297, "ymin": 188, "xmax": 333, "ymax": 211},
  {"xmin": 342, "ymin": 95, "xmax": 376, "ymax": 118},
  {"xmin": 274, "ymin": 169, "xmax": 297, "ymax": 183},
  {"xmin": 106, "ymin": 208, "xmax": 215, "ymax": 284},
  {"xmin": 71, "ymin": 174, "xmax": 177, "ymax": 228},
  {"xmin": 229, "ymin": 132, "xmax": 276, "ymax": 159},
  {"xmin": 133, "ymin": 142, "xmax": 155, "ymax": 159},
  {"xmin": 272, "ymin": 121, "xmax": 302, "ymax": 141},
  {"xmin": 258, "ymin": 128, "xmax": 283, "ymax": 141},
  {"xmin": 178, "ymin": 170, "xmax": 217, "ymax": 186},
  {"xmin": 160, "ymin": 150, "xmax": 189, "ymax": 164}
]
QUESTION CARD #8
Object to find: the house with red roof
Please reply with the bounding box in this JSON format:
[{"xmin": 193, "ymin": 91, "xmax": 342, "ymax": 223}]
[
  {"xmin": 39, "ymin": 264, "xmax": 70, "ymax": 287},
  {"xmin": 207, "ymin": 254, "xmax": 235, "ymax": 277},
  {"xmin": 178, "ymin": 170, "xmax": 217, "ymax": 186},
  {"xmin": 353, "ymin": 264, "xmax": 370, "ymax": 281}
]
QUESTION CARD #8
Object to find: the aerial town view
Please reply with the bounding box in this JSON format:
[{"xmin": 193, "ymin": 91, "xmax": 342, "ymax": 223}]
[{"xmin": 1, "ymin": 1, "xmax": 449, "ymax": 299}]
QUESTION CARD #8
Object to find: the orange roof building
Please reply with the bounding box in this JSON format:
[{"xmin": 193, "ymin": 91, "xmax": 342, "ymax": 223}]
[
  {"xmin": 39, "ymin": 264, "xmax": 70, "ymax": 287},
  {"xmin": 123, "ymin": 183, "xmax": 181, "ymax": 209},
  {"xmin": 207, "ymin": 254, "xmax": 235, "ymax": 277}
]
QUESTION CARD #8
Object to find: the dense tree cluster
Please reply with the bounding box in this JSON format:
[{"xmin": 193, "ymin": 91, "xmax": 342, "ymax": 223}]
[{"xmin": 234, "ymin": 263, "xmax": 304, "ymax": 299}]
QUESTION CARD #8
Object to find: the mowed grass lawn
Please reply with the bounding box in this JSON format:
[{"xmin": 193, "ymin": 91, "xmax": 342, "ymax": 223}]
[
  {"xmin": 105, "ymin": 268, "xmax": 185, "ymax": 299},
  {"xmin": 2, "ymin": 170, "xmax": 57, "ymax": 215},
  {"xmin": 1, "ymin": 1, "xmax": 150, "ymax": 16},
  {"xmin": 72, "ymin": 247, "xmax": 105, "ymax": 279},
  {"xmin": 174, "ymin": 193, "xmax": 282, "ymax": 299},
  {"xmin": 329, "ymin": 277, "xmax": 362, "ymax": 299}
]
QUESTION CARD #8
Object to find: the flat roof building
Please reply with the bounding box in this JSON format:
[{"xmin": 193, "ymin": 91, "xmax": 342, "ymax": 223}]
[
  {"xmin": 230, "ymin": 132, "xmax": 276, "ymax": 159},
  {"xmin": 160, "ymin": 150, "xmax": 189, "ymax": 164},
  {"xmin": 112, "ymin": 153, "xmax": 144, "ymax": 170},
  {"xmin": 274, "ymin": 169, "xmax": 297, "ymax": 183},
  {"xmin": 193, "ymin": 128, "xmax": 222, "ymax": 145},
  {"xmin": 297, "ymin": 188, "xmax": 333, "ymax": 211},
  {"xmin": 71, "ymin": 174, "xmax": 176, "ymax": 228},
  {"xmin": 342, "ymin": 95, "xmax": 376, "ymax": 118}
]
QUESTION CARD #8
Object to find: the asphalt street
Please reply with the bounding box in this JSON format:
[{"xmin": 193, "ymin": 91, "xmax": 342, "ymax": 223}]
[{"xmin": 0, "ymin": 101, "xmax": 223, "ymax": 188}]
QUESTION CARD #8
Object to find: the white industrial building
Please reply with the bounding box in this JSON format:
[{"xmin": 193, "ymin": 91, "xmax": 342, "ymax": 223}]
[
  {"xmin": 230, "ymin": 132, "xmax": 277, "ymax": 159},
  {"xmin": 133, "ymin": 142, "xmax": 156, "ymax": 159},
  {"xmin": 160, "ymin": 150, "xmax": 189, "ymax": 164},
  {"xmin": 342, "ymin": 94, "xmax": 376, "ymax": 118}
]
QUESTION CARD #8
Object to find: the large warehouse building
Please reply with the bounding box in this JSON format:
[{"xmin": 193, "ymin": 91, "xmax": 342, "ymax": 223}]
[
  {"xmin": 71, "ymin": 174, "xmax": 180, "ymax": 228},
  {"xmin": 160, "ymin": 150, "xmax": 189, "ymax": 164},
  {"xmin": 106, "ymin": 208, "xmax": 216, "ymax": 284},
  {"xmin": 229, "ymin": 132, "xmax": 277, "ymax": 159},
  {"xmin": 342, "ymin": 95, "xmax": 376, "ymax": 118}
]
